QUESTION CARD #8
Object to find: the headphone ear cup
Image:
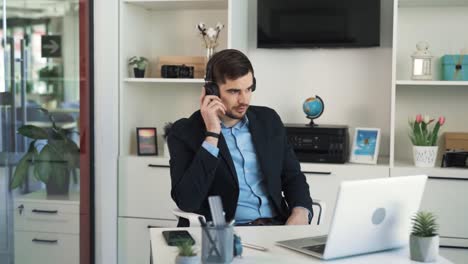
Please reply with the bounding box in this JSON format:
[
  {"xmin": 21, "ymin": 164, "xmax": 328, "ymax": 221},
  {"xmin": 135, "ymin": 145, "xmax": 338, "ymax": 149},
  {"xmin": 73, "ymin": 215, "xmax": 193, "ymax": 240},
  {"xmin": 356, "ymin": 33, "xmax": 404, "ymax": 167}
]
[
  {"xmin": 252, "ymin": 77, "xmax": 257, "ymax": 92},
  {"xmin": 204, "ymin": 82, "xmax": 220, "ymax": 97}
]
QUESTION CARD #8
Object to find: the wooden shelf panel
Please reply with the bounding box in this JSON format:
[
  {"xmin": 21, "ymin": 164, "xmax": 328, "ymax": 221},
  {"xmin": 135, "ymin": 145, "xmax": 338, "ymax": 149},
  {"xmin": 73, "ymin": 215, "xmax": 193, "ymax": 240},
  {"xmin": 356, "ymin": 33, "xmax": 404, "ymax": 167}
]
[
  {"xmin": 124, "ymin": 78, "xmax": 205, "ymax": 84},
  {"xmin": 124, "ymin": 0, "xmax": 228, "ymax": 10}
]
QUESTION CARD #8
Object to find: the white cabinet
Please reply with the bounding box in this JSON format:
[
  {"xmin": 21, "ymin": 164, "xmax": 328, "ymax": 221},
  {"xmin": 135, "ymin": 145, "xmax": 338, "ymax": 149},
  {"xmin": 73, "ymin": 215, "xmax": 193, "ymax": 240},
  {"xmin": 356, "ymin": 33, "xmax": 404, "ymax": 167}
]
[
  {"xmin": 119, "ymin": 156, "xmax": 176, "ymax": 220},
  {"xmin": 302, "ymin": 163, "xmax": 389, "ymax": 234},
  {"xmin": 14, "ymin": 191, "xmax": 79, "ymax": 264},
  {"xmin": 391, "ymin": 169, "xmax": 468, "ymax": 245},
  {"xmin": 118, "ymin": 217, "xmax": 176, "ymax": 264}
]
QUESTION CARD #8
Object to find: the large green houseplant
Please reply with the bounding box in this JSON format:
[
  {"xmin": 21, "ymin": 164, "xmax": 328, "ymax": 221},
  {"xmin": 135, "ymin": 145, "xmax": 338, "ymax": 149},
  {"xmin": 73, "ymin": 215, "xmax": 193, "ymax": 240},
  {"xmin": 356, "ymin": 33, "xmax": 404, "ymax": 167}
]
[{"xmin": 10, "ymin": 108, "xmax": 79, "ymax": 195}]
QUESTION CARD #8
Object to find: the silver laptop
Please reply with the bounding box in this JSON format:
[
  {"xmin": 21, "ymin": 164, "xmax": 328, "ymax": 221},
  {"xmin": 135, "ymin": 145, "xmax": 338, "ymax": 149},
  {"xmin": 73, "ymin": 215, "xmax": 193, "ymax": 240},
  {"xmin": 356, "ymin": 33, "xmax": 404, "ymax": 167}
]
[{"xmin": 276, "ymin": 175, "xmax": 427, "ymax": 260}]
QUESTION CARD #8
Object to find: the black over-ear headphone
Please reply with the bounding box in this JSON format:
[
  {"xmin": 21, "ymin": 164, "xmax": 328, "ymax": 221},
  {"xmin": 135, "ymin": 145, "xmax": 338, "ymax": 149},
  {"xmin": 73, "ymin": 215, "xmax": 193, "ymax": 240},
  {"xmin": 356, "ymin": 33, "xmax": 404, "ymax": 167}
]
[{"xmin": 204, "ymin": 51, "xmax": 256, "ymax": 97}]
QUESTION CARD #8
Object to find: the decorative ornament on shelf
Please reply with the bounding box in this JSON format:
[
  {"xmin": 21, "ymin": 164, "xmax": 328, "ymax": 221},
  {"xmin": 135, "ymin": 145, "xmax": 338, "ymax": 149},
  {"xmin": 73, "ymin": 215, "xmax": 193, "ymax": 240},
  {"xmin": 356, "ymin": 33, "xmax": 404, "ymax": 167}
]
[
  {"xmin": 196, "ymin": 22, "xmax": 224, "ymax": 60},
  {"xmin": 408, "ymin": 114, "xmax": 445, "ymax": 167},
  {"xmin": 302, "ymin": 95, "xmax": 324, "ymax": 126},
  {"xmin": 128, "ymin": 56, "xmax": 148, "ymax": 78},
  {"xmin": 411, "ymin": 41, "xmax": 434, "ymax": 80},
  {"xmin": 410, "ymin": 211, "xmax": 439, "ymax": 263}
]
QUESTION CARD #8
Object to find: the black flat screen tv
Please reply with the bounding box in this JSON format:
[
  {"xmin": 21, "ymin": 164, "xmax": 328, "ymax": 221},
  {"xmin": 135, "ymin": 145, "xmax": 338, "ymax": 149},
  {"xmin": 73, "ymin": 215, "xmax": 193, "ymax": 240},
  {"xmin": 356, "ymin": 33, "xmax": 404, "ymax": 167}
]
[{"xmin": 257, "ymin": 0, "xmax": 380, "ymax": 48}]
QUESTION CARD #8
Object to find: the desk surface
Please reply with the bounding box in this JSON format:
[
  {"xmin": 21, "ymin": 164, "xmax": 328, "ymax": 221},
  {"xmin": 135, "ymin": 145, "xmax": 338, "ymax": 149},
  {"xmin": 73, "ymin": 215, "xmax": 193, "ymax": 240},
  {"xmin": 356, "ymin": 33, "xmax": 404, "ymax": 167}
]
[{"xmin": 150, "ymin": 226, "xmax": 452, "ymax": 264}]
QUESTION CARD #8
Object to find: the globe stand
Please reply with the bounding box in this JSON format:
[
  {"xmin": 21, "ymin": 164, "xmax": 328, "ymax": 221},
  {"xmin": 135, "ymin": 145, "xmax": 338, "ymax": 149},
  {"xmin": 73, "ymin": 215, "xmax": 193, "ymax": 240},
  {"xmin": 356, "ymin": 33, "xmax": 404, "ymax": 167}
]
[{"xmin": 306, "ymin": 116, "xmax": 319, "ymax": 126}]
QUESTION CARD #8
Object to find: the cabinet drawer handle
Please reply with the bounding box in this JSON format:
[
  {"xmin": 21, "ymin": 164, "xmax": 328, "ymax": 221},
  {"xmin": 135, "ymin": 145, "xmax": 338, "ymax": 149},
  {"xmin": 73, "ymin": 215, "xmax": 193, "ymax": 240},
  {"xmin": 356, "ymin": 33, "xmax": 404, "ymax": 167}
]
[
  {"xmin": 32, "ymin": 238, "xmax": 58, "ymax": 244},
  {"xmin": 302, "ymin": 171, "xmax": 332, "ymax": 175},
  {"xmin": 32, "ymin": 209, "xmax": 58, "ymax": 214},
  {"xmin": 428, "ymin": 176, "xmax": 468, "ymax": 181},
  {"xmin": 148, "ymin": 164, "xmax": 169, "ymax": 168}
]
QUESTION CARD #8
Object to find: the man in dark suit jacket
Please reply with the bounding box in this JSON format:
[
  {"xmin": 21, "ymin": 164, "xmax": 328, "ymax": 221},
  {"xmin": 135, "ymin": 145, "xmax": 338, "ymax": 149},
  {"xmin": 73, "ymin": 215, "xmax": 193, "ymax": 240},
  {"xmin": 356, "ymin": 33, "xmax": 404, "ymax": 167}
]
[{"xmin": 168, "ymin": 49, "xmax": 313, "ymax": 226}]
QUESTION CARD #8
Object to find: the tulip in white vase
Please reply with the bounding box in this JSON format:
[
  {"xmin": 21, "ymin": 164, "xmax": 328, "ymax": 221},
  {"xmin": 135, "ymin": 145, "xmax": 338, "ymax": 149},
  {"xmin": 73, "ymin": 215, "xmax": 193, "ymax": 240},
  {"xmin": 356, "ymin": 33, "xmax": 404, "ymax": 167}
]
[{"xmin": 408, "ymin": 114, "xmax": 445, "ymax": 167}]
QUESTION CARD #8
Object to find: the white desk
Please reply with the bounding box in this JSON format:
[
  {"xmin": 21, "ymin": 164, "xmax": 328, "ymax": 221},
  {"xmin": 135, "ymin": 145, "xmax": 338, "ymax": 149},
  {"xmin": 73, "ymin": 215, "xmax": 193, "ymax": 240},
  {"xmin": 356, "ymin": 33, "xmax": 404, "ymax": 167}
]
[{"xmin": 150, "ymin": 226, "xmax": 452, "ymax": 264}]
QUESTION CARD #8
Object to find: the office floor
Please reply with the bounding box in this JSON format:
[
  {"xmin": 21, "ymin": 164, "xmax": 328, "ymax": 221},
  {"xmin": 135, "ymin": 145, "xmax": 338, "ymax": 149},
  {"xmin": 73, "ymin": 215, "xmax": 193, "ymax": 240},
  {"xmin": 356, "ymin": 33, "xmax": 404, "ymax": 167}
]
[{"xmin": 440, "ymin": 248, "xmax": 468, "ymax": 264}]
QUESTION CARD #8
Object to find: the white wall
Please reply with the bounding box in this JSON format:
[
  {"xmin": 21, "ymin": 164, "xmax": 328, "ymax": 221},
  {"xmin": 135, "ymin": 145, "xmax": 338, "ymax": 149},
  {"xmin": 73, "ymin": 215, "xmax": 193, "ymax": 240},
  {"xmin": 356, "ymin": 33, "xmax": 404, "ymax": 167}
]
[
  {"xmin": 246, "ymin": 0, "xmax": 394, "ymax": 156},
  {"xmin": 94, "ymin": 0, "xmax": 119, "ymax": 263}
]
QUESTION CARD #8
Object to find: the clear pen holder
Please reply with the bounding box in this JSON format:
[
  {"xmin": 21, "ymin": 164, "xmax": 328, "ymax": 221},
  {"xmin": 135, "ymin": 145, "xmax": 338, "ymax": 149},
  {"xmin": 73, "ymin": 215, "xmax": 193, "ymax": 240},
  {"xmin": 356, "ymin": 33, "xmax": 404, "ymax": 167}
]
[{"xmin": 201, "ymin": 224, "xmax": 234, "ymax": 264}]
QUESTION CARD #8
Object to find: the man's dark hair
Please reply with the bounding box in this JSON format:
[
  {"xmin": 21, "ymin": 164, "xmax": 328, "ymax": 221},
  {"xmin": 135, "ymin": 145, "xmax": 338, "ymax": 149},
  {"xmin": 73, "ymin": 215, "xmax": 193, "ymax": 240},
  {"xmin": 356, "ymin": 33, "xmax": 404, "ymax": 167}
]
[{"xmin": 208, "ymin": 49, "xmax": 254, "ymax": 85}]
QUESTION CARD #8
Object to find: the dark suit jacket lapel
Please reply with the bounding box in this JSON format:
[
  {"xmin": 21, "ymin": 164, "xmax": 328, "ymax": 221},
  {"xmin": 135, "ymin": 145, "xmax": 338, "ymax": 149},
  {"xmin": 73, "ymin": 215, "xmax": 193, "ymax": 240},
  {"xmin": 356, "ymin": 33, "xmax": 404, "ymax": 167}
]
[
  {"xmin": 246, "ymin": 110, "xmax": 272, "ymax": 186},
  {"xmin": 217, "ymin": 134, "xmax": 238, "ymax": 186}
]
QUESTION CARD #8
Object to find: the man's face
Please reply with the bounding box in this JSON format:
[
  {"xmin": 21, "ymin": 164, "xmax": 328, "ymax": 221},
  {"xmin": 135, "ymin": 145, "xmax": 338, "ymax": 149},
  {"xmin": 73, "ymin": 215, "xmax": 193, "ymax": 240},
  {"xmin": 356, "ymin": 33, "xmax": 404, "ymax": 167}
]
[{"xmin": 218, "ymin": 72, "xmax": 254, "ymax": 120}]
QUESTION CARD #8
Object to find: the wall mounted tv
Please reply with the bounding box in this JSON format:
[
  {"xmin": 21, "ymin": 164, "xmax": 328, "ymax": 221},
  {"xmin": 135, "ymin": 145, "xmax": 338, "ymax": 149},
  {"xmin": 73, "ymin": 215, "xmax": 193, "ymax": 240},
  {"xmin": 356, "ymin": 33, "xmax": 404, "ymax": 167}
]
[{"xmin": 257, "ymin": 0, "xmax": 381, "ymax": 48}]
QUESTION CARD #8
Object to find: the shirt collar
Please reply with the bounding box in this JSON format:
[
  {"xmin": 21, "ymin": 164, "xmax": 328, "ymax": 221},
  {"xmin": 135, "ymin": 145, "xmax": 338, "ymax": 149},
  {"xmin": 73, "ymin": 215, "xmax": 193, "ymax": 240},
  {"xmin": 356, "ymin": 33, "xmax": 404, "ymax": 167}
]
[{"xmin": 221, "ymin": 115, "xmax": 249, "ymax": 130}]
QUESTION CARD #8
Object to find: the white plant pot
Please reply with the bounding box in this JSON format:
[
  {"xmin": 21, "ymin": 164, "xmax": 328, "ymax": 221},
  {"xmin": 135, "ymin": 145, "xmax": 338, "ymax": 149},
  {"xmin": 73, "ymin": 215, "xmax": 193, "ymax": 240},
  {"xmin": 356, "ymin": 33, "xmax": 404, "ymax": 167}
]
[
  {"xmin": 410, "ymin": 234, "xmax": 439, "ymax": 262},
  {"xmin": 413, "ymin": 146, "xmax": 438, "ymax": 168},
  {"xmin": 175, "ymin": 255, "xmax": 200, "ymax": 264}
]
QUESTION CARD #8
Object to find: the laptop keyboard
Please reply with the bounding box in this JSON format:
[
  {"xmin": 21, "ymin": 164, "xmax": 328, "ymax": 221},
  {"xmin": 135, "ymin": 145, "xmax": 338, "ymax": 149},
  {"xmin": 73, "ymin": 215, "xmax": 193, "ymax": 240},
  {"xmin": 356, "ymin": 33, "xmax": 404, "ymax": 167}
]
[{"xmin": 302, "ymin": 244, "xmax": 326, "ymax": 254}]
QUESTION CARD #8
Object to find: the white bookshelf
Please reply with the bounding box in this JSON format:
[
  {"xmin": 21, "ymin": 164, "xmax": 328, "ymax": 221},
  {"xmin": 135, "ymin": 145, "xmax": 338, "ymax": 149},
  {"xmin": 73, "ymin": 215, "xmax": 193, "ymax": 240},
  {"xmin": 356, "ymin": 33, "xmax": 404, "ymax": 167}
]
[
  {"xmin": 124, "ymin": 78, "xmax": 205, "ymax": 84},
  {"xmin": 124, "ymin": 0, "xmax": 228, "ymax": 10},
  {"xmin": 390, "ymin": 0, "xmax": 468, "ymax": 167}
]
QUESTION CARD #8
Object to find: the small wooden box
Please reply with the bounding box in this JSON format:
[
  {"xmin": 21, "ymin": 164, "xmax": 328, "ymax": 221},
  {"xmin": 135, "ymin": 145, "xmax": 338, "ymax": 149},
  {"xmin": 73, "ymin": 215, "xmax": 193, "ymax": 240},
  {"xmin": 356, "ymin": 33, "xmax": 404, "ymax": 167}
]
[
  {"xmin": 156, "ymin": 56, "xmax": 206, "ymax": 78},
  {"xmin": 445, "ymin": 132, "xmax": 468, "ymax": 150}
]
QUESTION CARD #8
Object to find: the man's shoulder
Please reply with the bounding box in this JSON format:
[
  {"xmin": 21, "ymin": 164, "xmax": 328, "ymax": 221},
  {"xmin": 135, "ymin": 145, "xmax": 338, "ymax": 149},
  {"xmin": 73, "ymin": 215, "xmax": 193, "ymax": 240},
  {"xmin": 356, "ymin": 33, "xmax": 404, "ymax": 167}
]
[
  {"xmin": 170, "ymin": 111, "xmax": 203, "ymax": 137},
  {"xmin": 248, "ymin": 106, "xmax": 282, "ymax": 125},
  {"xmin": 248, "ymin": 105, "xmax": 280, "ymax": 119}
]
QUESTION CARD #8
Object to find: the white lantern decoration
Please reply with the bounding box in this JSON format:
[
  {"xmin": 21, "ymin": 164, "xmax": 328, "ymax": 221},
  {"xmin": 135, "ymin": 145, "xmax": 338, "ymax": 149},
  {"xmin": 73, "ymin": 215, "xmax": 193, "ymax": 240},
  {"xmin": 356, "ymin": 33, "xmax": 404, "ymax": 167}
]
[{"xmin": 411, "ymin": 41, "xmax": 433, "ymax": 80}]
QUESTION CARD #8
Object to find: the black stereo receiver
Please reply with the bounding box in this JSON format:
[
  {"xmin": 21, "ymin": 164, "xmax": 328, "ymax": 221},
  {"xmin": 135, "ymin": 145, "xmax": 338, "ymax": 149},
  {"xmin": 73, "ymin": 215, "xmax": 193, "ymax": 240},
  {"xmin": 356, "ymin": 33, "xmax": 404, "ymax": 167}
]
[
  {"xmin": 441, "ymin": 151, "xmax": 468, "ymax": 168},
  {"xmin": 285, "ymin": 124, "xmax": 349, "ymax": 163}
]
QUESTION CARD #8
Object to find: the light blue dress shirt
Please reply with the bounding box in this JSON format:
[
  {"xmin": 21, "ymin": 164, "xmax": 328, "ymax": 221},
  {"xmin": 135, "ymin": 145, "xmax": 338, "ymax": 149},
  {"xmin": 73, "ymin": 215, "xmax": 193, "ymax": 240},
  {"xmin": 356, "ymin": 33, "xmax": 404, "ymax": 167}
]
[{"xmin": 202, "ymin": 116, "xmax": 277, "ymax": 223}]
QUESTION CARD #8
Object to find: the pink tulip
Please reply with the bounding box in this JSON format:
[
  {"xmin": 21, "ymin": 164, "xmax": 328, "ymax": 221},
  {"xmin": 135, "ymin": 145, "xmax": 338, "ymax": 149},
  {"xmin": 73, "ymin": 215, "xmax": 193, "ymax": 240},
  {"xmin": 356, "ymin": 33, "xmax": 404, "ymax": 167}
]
[
  {"xmin": 438, "ymin": 116, "xmax": 445, "ymax": 126},
  {"xmin": 415, "ymin": 114, "xmax": 423, "ymax": 123}
]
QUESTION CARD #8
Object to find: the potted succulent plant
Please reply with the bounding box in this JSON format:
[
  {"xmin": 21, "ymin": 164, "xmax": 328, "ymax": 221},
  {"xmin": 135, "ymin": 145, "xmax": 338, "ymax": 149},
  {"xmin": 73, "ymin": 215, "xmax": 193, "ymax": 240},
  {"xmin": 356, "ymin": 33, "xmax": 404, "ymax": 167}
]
[
  {"xmin": 409, "ymin": 114, "xmax": 445, "ymax": 167},
  {"xmin": 128, "ymin": 56, "xmax": 148, "ymax": 78},
  {"xmin": 410, "ymin": 211, "xmax": 439, "ymax": 262},
  {"xmin": 10, "ymin": 108, "xmax": 79, "ymax": 196},
  {"xmin": 175, "ymin": 239, "xmax": 199, "ymax": 264}
]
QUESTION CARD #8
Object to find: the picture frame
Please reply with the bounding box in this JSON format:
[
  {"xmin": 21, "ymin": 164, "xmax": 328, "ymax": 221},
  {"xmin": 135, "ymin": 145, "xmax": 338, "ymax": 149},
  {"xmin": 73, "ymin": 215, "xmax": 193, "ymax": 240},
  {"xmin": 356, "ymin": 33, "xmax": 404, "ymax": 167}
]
[
  {"xmin": 349, "ymin": 127, "xmax": 380, "ymax": 164},
  {"xmin": 136, "ymin": 127, "xmax": 158, "ymax": 156}
]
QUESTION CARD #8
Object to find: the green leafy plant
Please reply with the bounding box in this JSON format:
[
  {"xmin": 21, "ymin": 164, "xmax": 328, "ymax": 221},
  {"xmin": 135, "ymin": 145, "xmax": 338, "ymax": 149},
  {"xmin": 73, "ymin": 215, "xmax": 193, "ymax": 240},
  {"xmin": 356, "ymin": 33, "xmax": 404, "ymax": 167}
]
[
  {"xmin": 10, "ymin": 108, "xmax": 79, "ymax": 192},
  {"xmin": 128, "ymin": 56, "xmax": 148, "ymax": 70},
  {"xmin": 409, "ymin": 114, "xmax": 445, "ymax": 146},
  {"xmin": 411, "ymin": 211, "xmax": 439, "ymax": 237},
  {"xmin": 176, "ymin": 239, "xmax": 197, "ymax": 257}
]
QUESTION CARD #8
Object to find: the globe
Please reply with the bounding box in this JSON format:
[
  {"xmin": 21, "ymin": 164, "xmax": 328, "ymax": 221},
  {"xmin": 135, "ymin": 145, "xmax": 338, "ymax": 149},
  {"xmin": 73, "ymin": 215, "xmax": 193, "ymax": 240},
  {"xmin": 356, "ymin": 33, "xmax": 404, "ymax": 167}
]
[{"xmin": 303, "ymin": 96, "xmax": 324, "ymax": 125}]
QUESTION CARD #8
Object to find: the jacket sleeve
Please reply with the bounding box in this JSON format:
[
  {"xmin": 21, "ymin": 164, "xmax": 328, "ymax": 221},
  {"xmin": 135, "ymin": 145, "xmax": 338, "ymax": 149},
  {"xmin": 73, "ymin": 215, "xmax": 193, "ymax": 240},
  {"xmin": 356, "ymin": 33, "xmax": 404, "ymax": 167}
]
[{"xmin": 168, "ymin": 128, "xmax": 220, "ymax": 212}]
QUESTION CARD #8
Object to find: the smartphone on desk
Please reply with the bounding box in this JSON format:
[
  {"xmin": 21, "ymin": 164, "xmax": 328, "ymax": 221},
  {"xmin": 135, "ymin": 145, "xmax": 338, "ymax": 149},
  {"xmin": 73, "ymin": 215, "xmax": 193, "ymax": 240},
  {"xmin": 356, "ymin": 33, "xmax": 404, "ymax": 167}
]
[{"xmin": 162, "ymin": 230, "xmax": 195, "ymax": 246}]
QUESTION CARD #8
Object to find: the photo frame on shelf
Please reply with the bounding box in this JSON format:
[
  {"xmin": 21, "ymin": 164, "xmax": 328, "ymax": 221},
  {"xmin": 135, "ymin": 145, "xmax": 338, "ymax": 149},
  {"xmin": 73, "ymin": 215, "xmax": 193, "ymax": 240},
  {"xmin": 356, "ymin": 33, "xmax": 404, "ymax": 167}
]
[
  {"xmin": 136, "ymin": 127, "xmax": 158, "ymax": 156},
  {"xmin": 350, "ymin": 127, "xmax": 380, "ymax": 164}
]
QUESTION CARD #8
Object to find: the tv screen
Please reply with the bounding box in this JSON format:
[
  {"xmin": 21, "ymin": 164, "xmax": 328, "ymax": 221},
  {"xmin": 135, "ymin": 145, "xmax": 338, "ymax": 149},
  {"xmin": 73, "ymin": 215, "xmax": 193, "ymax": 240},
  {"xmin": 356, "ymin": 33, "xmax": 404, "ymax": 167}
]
[{"xmin": 257, "ymin": 0, "xmax": 380, "ymax": 48}]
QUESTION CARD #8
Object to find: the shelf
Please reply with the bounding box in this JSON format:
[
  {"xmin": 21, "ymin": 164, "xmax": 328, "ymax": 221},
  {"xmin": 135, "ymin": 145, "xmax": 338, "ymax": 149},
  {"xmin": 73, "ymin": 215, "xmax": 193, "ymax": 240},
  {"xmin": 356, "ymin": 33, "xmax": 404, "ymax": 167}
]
[
  {"xmin": 396, "ymin": 80, "xmax": 468, "ymax": 86},
  {"xmin": 124, "ymin": 0, "xmax": 228, "ymax": 10},
  {"xmin": 121, "ymin": 155, "xmax": 391, "ymax": 171},
  {"xmin": 393, "ymin": 160, "xmax": 468, "ymax": 179},
  {"xmin": 124, "ymin": 78, "xmax": 205, "ymax": 84},
  {"xmin": 399, "ymin": 0, "xmax": 468, "ymax": 8}
]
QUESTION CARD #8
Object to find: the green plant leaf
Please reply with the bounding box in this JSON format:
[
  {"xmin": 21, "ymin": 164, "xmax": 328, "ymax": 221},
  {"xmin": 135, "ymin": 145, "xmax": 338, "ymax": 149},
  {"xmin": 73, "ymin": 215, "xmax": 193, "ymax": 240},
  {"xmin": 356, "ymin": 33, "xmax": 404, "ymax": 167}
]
[
  {"xmin": 10, "ymin": 152, "xmax": 32, "ymax": 189},
  {"xmin": 35, "ymin": 145, "xmax": 60, "ymax": 183},
  {"xmin": 17, "ymin": 125, "xmax": 48, "ymax": 139}
]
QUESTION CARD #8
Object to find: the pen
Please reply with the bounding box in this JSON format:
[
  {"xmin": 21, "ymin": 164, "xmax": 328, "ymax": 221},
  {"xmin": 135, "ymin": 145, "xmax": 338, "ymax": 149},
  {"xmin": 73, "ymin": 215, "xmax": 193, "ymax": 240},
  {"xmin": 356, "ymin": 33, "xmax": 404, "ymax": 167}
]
[
  {"xmin": 242, "ymin": 242, "xmax": 268, "ymax": 252},
  {"xmin": 198, "ymin": 216, "xmax": 222, "ymax": 257}
]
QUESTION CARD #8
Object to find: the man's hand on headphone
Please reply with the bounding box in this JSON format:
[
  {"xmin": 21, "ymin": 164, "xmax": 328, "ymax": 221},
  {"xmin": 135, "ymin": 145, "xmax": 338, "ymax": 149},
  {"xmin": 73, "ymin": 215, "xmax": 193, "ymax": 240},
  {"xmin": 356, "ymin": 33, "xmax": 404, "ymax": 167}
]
[{"xmin": 200, "ymin": 87, "xmax": 226, "ymax": 134}]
